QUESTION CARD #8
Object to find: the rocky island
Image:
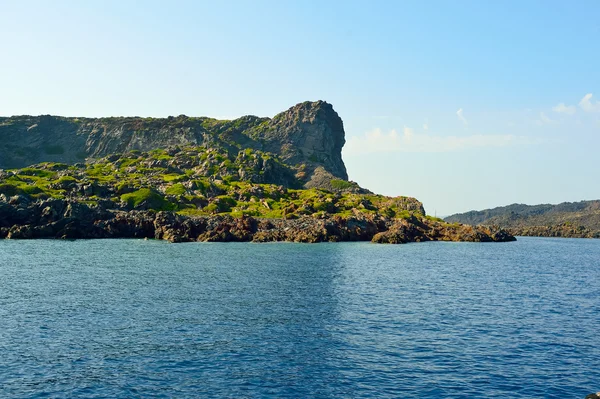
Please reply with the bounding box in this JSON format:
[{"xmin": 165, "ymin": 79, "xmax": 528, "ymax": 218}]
[{"xmin": 0, "ymin": 101, "xmax": 514, "ymax": 243}]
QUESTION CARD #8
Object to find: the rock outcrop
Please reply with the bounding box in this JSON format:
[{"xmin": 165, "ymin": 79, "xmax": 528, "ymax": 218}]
[
  {"xmin": 0, "ymin": 101, "xmax": 347, "ymax": 188},
  {"xmin": 0, "ymin": 196, "xmax": 515, "ymax": 244},
  {"xmin": 255, "ymin": 101, "xmax": 348, "ymax": 185}
]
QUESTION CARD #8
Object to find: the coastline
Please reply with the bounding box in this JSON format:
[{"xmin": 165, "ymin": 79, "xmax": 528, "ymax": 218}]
[{"xmin": 0, "ymin": 196, "xmax": 515, "ymax": 244}]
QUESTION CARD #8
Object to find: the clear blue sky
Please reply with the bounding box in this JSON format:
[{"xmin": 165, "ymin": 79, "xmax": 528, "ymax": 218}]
[{"xmin": 2, "ymin": 0, "xmax": 599, "ymax": 215}]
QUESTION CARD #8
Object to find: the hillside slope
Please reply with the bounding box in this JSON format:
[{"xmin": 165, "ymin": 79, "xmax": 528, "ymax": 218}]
[{"xmin": 445, "ymin": 201, "xmax": 600, "ymax": 238}]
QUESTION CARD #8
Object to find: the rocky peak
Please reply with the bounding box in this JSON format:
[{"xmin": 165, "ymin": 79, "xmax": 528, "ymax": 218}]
[{"xmin": 258, "ymin": 101, "xmax": 348, "ymax": 181}]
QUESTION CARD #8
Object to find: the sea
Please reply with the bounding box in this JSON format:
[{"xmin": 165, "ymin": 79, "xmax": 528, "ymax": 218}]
[{"xmin": 1, "ymin": 237, "xmax": 599, "ymax": 398}]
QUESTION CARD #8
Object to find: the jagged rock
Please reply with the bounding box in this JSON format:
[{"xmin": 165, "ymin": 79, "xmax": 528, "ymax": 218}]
[
  {"xmin": 94, "ymin": 211, "xmax": 156, "ymax": 239},
  {"xmin": 0, "ymin": 201, "xmax": 17, "ymax": 227},
  {"xmin": 371, "ymin": 219, "xmax": 515, "ymax": 244},
  {"xmin": 8, "ymin": 195, "xmax": 31, "ymax": 207},
  {"xmin": 7, "ymin": 225, "xmax": 35, "ymax": 239},
  {"xmin": 0, "ymin": 196, "xmax": 516, "ymax": 243},
  {"xmin": 0, "ymin": 101, "xmax": 348, "ymax": 189},
  {"xmin": 255, "ymin": 101, "xmax": 348, "ymax": 181},
  {"xmin": 196, "ymin": 215, "xmax": 256, "ymax": 242},
  {"xmin": 372, "ymin": 225, "xmax": 414, "ymax": 244},
  {"xmin": 153, "ymin": 212, "xmax": 201, "ymax": 242}
]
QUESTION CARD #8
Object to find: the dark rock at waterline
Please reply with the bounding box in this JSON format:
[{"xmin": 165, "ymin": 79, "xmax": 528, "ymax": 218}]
[
  {"xmin": 371, "ymin": 217, "xmax": 516, "ymax": 244},
  {"xmin": 0, "ymin": 197, "xmax": 516, "ymax": 244}
]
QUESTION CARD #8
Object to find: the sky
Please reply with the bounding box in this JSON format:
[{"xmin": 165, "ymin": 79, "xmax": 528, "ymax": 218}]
[{"xmin": 1, "ymin": 0, "xmax": 599, "ymax": 215}]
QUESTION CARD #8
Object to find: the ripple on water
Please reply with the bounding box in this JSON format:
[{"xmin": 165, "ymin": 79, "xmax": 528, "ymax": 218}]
[{"xmin": 0, "ymin": 237, "xmax": 599, "ymax": 398}]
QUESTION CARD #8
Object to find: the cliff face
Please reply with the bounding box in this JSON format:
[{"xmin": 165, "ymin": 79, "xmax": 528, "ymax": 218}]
[
  {"xmin": 255, "ymin": 101, "xmax": 348, "ymax": 181},
  {"xmin": 0, "ymin": 101, "xmax": 348, "ymax": 187}
]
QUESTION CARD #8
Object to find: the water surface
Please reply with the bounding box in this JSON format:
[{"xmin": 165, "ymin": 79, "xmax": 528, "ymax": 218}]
[{"xmin": 1, "ymin": 237, "xmax": 599, "ymax": 398}]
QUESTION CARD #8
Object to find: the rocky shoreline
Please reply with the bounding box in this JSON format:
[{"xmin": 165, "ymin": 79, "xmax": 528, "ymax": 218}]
[
  {"xmin": 508, "ymin": 225, "xmax": 600, "ymax": 239},
  {"xmin": 0, "ymin": 196, "xmax": 515, "ymax": 244},
  {"xmin": 446, "ymin": 200, "xmax": 600, "ymax": 240}
]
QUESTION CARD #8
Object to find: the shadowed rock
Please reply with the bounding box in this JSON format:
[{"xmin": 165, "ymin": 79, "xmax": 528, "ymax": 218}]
[{"xmin": 0, "ymin": 197, "xmax": 515, "ymax": 244}]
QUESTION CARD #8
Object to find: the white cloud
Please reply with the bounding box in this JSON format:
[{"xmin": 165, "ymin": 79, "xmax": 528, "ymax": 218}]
[
  {"xmin": 538, "ymin": 111, "xmax": 557, "ymax": 125},
  {"xmin": 456, "ymin": 108, "xmax": 468, "ymax": 125},
  {"xmin": 579, "ymin": 93, "xmax": 600, "ymax": 113},
  {"xmin": 423, "ymin": 122, "xmax": 429, "ymax": 131},
  {"xmin": 344, "ymin": 127, "xmax": 538, "ymax": 154},
  {"xmin": 552, "ymin": 102, "xmax": 576, "ymax": 115}
]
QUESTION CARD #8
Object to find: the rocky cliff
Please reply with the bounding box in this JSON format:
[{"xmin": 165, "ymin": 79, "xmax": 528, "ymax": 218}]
[
  {"xmin": 0, "ymin": 101, "xmax": 347, "ymax": 189},
  {"xmin": 0, "ymin": 101, "xmax": 516, "ymax": 244}
]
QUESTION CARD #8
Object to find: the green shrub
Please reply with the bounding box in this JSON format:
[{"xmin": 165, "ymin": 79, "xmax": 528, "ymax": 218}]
[
  {"xmin": 18, "ymin": 168, "xmax": 54, "ymax": 178},
  {"xmin": 57, "ymin": 176, "xmax": 77, "ymax": 183},
  {"xmin": 121, "ymin": 188, "xmax": 175, "ymax": 211},
  {"xmin": 215, "ymin": 195, "xmax": 237, "ymax": 212},
  {"xmin": 425, "ymin": 215, "xmax": 445, "ymax": 223},
  {"xmin": 192, "ymin": 179, "xmax": 210, "ymax": 193},
  {"xmin": 165, "ymin": 183, "xmax": 186, "ymax": 196},
  {"xmin": 330, "ymin": 179, "xmax": 355, "ymax": 190},
  {"xmin": 162, "ymin": 173, "xmax": 185, "ymax": 182},
  {"xmin": 396, "ymin": 210, "xmax": 412, "ymax": 219},
  {"xmin": 204, "ymin": 203, "xmax": 219, "ymax": 214},
  {"xmin": 0, "ymin": 183, "xmax": 43, "ymax": 197}
]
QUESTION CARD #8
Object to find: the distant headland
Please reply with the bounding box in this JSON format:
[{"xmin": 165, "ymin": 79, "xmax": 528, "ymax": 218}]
[{"xmin": 446, "ymin": 200, "xmax": 600, "ymax": 239}]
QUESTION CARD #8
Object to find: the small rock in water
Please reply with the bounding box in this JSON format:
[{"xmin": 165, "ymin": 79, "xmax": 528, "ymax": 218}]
[{"xmin": 585, "ymin": 393, "xmax": 600, "ymax": 399}]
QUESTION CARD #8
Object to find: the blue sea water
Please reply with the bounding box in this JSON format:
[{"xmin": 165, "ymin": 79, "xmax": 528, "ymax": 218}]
[{"xmin": 0, "ymin": 237, "xmax": 599, "ymax": 398}]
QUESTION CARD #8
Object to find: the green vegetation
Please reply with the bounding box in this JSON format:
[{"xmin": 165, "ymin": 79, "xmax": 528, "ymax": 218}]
[
  {"xmin": 165, "ymin": 183, "xmax": 186, "ymax": 196},
  {"xmin": 425, "ymin": 215, "xmax": 445, "ymax": 223},
  {"xmin": 330, "ymin": 179, "xmax": 357, "ymax": 190},
  {"xmin": 121, "ymin": 188, "xmax": 176, "ymax": 211},
  {"xmin": 0, "ymin": 183, "xmax": 41, "ymax": 196},
  {"xmin": 0, "ymin": 145, "xmax": 429, "ymax": 222},
  {"xmin": 19, "ymin": 168, "xmax": 55, "ymax": 178}
]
